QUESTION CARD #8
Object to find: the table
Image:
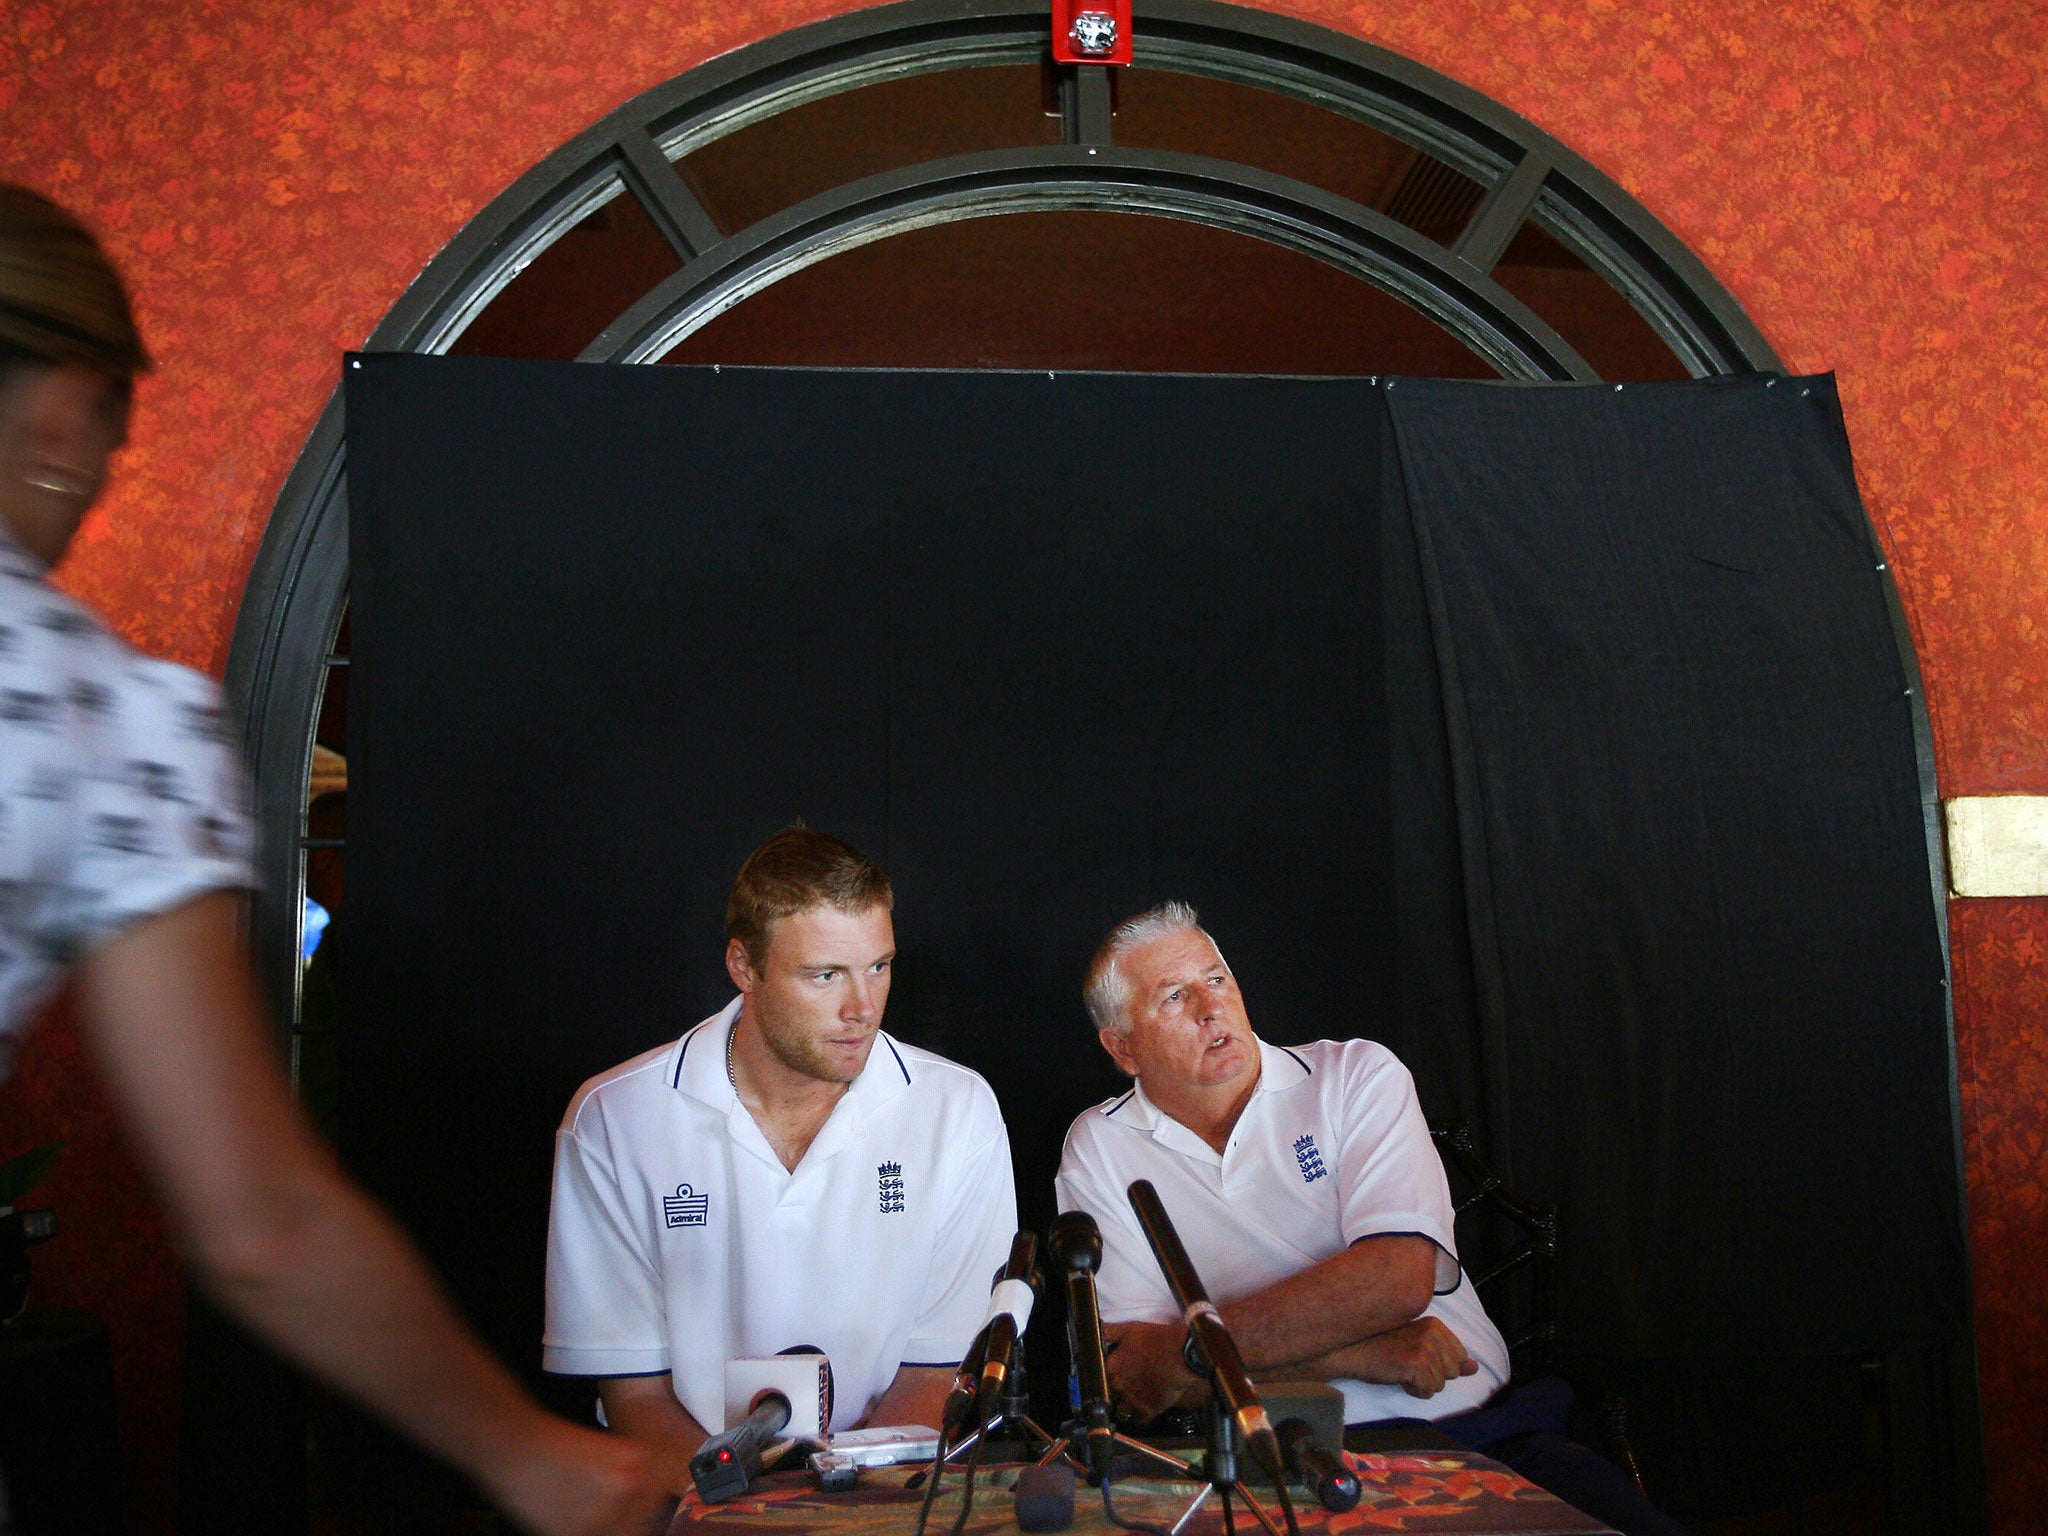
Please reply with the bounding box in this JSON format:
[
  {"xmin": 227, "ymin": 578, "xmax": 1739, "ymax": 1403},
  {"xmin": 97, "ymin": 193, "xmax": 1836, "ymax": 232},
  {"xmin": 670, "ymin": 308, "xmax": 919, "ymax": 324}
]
[{"xmin": 664, "ymin": 1449, "xmax": 1615, "ymax": 1536}]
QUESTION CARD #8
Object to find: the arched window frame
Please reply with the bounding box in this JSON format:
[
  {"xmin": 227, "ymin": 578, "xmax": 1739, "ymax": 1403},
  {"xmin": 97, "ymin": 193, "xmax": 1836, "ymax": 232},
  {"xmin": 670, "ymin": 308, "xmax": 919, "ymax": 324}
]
[{"xmin": 224, "ymin": 0, "xmax": 1941, "ymax": 1065}]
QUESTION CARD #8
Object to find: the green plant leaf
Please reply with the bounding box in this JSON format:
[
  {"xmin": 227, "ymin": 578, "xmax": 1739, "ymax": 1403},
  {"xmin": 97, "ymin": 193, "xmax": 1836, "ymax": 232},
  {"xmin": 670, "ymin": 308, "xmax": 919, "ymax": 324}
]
[{"xmin": 0, "ymin": 1143, "xmax": 61, "ymax": 1208}]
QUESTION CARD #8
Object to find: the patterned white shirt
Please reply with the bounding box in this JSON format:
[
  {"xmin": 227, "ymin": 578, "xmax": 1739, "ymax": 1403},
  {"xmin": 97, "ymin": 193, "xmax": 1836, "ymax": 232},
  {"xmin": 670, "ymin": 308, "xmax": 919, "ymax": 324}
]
[{"xmin": 0, "ymin": 524, "xmax": 256, "ymax": 1074}]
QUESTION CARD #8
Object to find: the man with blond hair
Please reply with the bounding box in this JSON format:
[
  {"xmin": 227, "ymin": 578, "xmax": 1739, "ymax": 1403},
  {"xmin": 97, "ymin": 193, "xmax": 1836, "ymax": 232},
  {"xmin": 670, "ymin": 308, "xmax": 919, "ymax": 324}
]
[{"xmin": 545, "ymin": 827, "xmax": 1016, "ymax": 1484}]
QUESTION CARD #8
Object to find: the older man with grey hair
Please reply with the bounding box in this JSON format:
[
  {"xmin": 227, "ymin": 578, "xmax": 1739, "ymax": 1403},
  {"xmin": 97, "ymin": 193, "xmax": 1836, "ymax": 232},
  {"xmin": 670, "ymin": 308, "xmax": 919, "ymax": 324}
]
[
  {"xmin": 1055, "ymin": 902, "xmax": 1684, "ymax": 1536},
  {"xmin": 1056, "ymin": 901, "xmax": 1503, "ymax": 1425}
]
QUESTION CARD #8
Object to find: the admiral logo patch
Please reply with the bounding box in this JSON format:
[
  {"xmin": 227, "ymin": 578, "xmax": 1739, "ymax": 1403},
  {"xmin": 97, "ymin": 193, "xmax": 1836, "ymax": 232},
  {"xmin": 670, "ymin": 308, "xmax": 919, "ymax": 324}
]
[
  {"xmin": 663, "ymin": 1183, "xmax": 709, "ymax": 1228},
  {"xmin": 1293, "ymin": 1133, "xmax": 1328, "ymax": 1184}
]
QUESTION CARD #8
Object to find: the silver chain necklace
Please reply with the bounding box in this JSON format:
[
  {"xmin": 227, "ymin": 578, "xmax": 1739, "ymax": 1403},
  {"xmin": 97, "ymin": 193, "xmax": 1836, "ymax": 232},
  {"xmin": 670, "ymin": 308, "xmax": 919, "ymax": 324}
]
[{"xmin": 725, "ymin": 1023, "xmax": 738, "ymax": 1089}]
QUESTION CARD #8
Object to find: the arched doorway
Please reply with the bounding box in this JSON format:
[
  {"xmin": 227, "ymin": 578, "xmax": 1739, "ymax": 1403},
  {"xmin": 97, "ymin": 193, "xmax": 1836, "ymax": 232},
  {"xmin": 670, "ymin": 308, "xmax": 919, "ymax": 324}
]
[
  {"xmin": 228, "ymin": 0, "xmax": 1792, "ymax": 1026},
  {"xmin": 213, "ymin": 4, "xmax": 1963, "ymax": 1527}
]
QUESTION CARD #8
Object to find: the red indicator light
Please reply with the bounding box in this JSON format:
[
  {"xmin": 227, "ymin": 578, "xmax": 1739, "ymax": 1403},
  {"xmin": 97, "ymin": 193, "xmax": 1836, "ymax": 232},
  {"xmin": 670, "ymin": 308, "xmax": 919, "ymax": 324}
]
[{"xmin": 719, "ymin": 1450, "xmax": 732, "ymax": 1462}]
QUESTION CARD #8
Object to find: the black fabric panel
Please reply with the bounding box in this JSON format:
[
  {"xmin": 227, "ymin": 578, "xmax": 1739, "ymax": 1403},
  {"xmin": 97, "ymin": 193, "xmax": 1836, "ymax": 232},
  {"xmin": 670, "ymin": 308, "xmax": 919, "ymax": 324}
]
[
  {"xmin": 1384, "ymin": 373, "xmax": 1961, "ymax": 1358},
  {"xmin": 341, "ymin": 356, "xmax": 1388, "ymax": 1380},
  {"xmin": 1378, "ymin": 402, "xmax": 1490, "ymax": 1138}
]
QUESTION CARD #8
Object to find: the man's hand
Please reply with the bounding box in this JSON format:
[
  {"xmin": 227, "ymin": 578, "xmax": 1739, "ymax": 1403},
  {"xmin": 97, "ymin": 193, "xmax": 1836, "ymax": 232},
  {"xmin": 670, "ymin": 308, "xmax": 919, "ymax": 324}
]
[
  {"xmin": 1103, "ymin": 1320, "xmax": 1206, "ymax": 1422},
  {"xmin": 599, "ymin": 1376, "xmax": 710, "ymax": 1496},
  {"xmin": 485, "ymin": 1416, "xmax": 667, "ymax": 1535},
  {"xmin": 1338, "ymin": 1317, "xmax": 1477, "ymax": 1400},
  {"xmin": 863, "ymin": 1363, "xmax": 954, "ymax": 1431}
]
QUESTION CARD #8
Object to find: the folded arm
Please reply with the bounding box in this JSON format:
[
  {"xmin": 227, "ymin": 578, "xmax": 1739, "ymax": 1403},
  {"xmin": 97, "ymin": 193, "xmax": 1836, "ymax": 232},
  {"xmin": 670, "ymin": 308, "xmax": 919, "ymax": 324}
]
[
  {"xmin": 1255, "ymin": 1316, "xmax": 1476, "ymax": 1400},
  {"xmin": 1104, "ymin": 1234, "xmax": 1452, "ymax": 1419}
]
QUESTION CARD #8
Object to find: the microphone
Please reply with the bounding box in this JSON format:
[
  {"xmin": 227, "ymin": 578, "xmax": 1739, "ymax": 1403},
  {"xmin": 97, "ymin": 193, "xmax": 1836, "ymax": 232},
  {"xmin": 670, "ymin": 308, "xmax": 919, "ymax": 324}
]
[
  {"xmin": 939, "ymin": 1327, "xmax": 990, "ymax": 1441},
  {"xmin": 975, "ymin": 1230, "xmax": 1039, "ymax": 1423},
  {"xmin": 690, "ymin": 1388, "xmax": 791, "ymax": 1502},
  {"xmin": 1047, "ymin": 1211, "xmax": 1114, "ymax": 1484},
  {"xmin": 941, "ymin": 1231, "xmax": 1038, "ymax": 1438},
  {"xmin": 1125, "ymin": 1179, "xmax": 1283, "ymax": 1479},
  {"xmin": 1277, "ymin": 1418, "xmax": 1360, "ymax": 1512},
  {"xmin": 1012, "ymin": 1462, "xmax": 1076, "ymax": 1531}
]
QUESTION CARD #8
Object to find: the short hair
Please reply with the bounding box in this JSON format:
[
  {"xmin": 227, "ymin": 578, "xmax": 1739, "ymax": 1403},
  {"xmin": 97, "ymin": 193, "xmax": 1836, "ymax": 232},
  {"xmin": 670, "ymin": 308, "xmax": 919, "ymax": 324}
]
[
  {"xmin": 0, "ymin": 184, "xmax": 150, "ymax": 386},
  {"xmin": 725, "ymin": 825, "xmax": 893, "ymax": 964},
  {"xmin": 1083, "ymin": 900, "xmax": 1213, "ymax": 1035}
]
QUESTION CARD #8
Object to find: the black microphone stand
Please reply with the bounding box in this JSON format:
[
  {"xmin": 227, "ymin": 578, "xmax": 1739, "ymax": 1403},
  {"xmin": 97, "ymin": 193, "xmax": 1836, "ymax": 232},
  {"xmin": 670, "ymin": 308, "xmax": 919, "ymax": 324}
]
[
  {"xmin": 941, "ymin": 1347, "xmax": 1063, "ymax": 1465},
  {"xmin": 1146, "ymin": 1369, "xmax": 1286, "ymax": 1536},
  {"xmin": 1117, "ymin": 1182, "xmax": 1299, "ymax": 1536}
]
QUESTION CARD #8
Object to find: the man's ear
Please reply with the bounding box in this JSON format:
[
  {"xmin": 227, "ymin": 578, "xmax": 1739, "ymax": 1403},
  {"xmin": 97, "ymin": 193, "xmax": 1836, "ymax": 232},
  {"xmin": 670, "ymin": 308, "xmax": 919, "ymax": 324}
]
[
  {"xmin": 725, "ymin": 937, "xmax": 758, "ymax": 993},
  {"xmin": 1098, "ymin": 1026, "xmax": 1138, "ymax": 1077}
]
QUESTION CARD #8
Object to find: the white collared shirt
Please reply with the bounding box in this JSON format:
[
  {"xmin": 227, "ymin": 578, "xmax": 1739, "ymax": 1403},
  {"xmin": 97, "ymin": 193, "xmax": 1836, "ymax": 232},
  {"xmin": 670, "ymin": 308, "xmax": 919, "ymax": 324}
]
[
  {"xmin": 0, "ymin": 527, "xmax": 255, "ymax": 1070},
  {"xmin": 544, "ymin": 998, "xmax": 1017, "ymax": 1431},
  {"xmin": 1055, "ymin": 1037, "xmax": 1508, "ymax": 1424}
]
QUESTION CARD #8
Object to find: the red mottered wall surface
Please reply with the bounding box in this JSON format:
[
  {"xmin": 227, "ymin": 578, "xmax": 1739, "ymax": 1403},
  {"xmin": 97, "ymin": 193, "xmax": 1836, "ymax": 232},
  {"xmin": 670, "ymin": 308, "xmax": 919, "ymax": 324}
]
[{"xmin": 1, "ymin": 3, "xmax": 2041, "ymax": 1529}]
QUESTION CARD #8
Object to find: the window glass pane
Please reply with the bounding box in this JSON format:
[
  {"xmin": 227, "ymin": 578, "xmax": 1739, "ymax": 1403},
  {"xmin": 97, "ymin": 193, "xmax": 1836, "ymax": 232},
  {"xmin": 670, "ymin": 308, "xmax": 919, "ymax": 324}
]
[
  {"xmin": 451, "ymin": 186, "xmax": 682, "ymax": 360},
  {"xmin": 314, "ymin": 651, "xmax": 347, "ymax": 762},
  {"xmin": 1490, "ymin": 220, "xmax": 1690, "ymax": 381},
  {"xmin": 1113, "ymin": 71, "xmax": 1485, "ymax": 243},
  {"xmin": 660, "ymin": 210, "xmax": 1495, "ymax": 377},
  {"xmin": 680, "ymin": 65, "xmax": 1059, "ymax": 232}
]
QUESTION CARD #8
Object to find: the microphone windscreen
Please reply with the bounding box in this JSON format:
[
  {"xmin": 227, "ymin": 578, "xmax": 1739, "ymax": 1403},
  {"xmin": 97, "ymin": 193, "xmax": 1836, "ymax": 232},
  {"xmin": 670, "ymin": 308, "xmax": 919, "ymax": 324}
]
[{"xmin": 1013, "ymin": 1463, "xmax": 1076, "ymax": 1532}]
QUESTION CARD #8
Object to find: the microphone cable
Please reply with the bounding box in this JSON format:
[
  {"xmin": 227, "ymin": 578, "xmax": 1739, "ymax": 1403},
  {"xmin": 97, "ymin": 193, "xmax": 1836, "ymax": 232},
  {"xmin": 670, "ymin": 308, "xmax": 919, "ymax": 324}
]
[
  {"xmin": 912, "ymin": 1436, "xmax": 946, "ymax": 1536},
  {"xmin": 911, "ymin": 1411, "xmax": 990, "ymax": 1536},
  {"xmin": 1096, "ymin": 1476, "xmax": 1172, "ymax": 1536},
  {"xmin": 943, "ymin": 1419, "xmax": 989, "ymax": 1536}
]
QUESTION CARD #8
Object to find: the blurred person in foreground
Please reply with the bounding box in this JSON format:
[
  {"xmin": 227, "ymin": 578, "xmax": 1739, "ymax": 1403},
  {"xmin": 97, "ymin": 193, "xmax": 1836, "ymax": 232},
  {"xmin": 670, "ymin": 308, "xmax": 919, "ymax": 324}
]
[{"xmin": 0, "ymin": 183, "xmax": 660, "ymax": 1533}]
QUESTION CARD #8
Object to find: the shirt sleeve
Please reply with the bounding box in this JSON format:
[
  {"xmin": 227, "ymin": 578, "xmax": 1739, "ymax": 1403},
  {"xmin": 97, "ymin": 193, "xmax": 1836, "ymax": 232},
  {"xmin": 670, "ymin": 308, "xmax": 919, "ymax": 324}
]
[
  {"xmin": 39, "ymin": 651, "xmax": 256, "ymax": 961},
  {"xmin": 1055, "ymin": 1120, "xmax": 1178, "ymax": 1326},
  {"xmin": 1332, "ymin": 1045, "xmax": 1463, "ymax": 1294},
  {"xmin": 543, "ymin": 1108, "xmax": 673, "ymax": 1377},
  {"xmin": 901, "ymin": 1083, "xmax": 1018, "ymax": 1366}
]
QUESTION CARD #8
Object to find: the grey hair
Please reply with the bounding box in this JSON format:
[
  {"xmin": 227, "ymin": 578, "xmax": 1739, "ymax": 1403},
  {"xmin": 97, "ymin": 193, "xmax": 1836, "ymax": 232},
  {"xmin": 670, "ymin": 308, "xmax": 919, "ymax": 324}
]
[{"xmin": 1083, "ymin": 900, "xmax": 1211, "ymax": 1034}]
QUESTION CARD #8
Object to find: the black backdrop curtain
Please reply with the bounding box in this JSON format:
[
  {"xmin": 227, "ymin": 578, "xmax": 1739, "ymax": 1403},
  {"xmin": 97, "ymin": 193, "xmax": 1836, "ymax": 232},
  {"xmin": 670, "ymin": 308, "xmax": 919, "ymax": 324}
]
[
  {"xmin": 338, "ymin": 356, "xmax": 1962, "ymax": 1512},
  {"xmin": 340, "ymin": 358, "xmax": 1391, "ymax": 1474},
  {"xmin": 1378, "ymin": 374, "xmax": 1961, "ymax": 1359}
]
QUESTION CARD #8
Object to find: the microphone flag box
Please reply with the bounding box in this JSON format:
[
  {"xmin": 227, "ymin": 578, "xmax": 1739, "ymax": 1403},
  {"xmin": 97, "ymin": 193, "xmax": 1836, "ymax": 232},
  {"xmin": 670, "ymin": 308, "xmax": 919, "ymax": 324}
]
[
  {"xmin": 1262, "ymin": 1380, "xmax": 1344, "ymax": 1455},
  {"xmin": 724, "ymin": 1355, "xmax": 830, "ymax": 1437}
]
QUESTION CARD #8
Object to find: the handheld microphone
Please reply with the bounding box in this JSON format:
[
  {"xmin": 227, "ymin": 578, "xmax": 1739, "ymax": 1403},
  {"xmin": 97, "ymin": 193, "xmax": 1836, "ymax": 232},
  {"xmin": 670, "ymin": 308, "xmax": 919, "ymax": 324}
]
[
  {"xmin": 690, "ymin": 1388, "xmax": 791, "ymax": 1502},
  {"xmin": 1126, "ymin": 1179, "xmax": 1282, "ymax": 1479},
  {"xmin": 1048, "ymin": 1211, "xmax": 1114, "ymax": 1484},
  {"xmin": 1277, "ymin": 1418, "xmax": 1360, "ymax": 1512},
  {"xmin": 941, "ymin": 1231, "xmax": 1038, "ymax": 1438},
  {"xmin": 975, "ymin": 1231, "xmax": 1039, "ymax": 1423}
]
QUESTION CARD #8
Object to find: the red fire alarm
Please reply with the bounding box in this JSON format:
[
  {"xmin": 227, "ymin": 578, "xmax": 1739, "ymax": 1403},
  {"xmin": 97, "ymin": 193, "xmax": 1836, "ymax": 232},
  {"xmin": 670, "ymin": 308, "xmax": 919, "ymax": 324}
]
[{"xmin": 1052, "ymin": 0, "xmax": 1133, "ymax": 67}]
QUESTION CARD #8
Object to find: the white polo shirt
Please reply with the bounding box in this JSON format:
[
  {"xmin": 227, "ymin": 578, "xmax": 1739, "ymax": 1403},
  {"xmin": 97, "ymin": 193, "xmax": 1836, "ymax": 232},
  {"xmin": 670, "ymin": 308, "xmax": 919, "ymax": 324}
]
[
  {"xmin": 1055, "ymin": 1037, "xmax": 1508, "ymax": 1425},
  {"xmin": 544, "ymin": 998, "xmax": 1017, "ymax": 1432}
]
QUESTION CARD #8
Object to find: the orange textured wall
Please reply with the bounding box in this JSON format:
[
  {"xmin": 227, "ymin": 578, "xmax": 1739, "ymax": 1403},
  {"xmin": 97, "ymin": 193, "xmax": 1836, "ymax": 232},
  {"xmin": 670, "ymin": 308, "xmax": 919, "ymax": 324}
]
[{"xmin": 1, "ymin": 1, "xmax": 2042, "ymax": 1530}]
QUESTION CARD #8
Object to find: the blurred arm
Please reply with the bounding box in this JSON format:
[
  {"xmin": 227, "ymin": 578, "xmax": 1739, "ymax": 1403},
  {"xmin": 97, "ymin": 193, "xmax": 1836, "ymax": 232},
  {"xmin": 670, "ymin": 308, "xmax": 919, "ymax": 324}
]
[
  {"xmin": 78, "ymin": 890, "xmax": 658, "ymax": 1535},
  {"xmin": 598, "ymin": 1376, "xmax": 707, "ymax": 1493}
]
